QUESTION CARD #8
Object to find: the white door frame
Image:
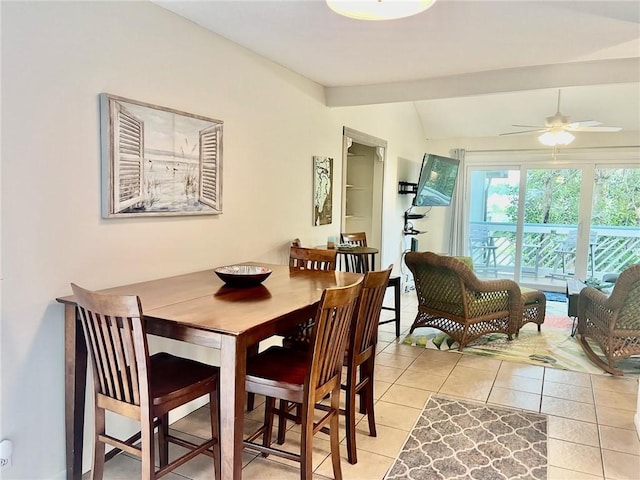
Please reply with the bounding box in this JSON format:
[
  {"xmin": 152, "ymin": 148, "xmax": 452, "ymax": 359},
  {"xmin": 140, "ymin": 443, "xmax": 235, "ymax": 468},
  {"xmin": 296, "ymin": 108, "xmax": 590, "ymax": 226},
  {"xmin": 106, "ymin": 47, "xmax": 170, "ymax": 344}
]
[{"xmin": 341, "ymin": 127, "xmax": 387, "ymax": 263}]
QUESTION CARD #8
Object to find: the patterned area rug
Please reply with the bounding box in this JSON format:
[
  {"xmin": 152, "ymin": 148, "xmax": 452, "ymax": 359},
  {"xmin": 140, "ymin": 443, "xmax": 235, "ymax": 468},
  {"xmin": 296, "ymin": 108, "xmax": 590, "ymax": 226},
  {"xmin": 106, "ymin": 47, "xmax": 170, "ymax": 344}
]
[
  {"xmin": 402, "ymin": 323, "xmax": 640, "ymax": 376},
  {"xmin": 385, "ymin": 395, "xmax": 547, "ymax": 480}
]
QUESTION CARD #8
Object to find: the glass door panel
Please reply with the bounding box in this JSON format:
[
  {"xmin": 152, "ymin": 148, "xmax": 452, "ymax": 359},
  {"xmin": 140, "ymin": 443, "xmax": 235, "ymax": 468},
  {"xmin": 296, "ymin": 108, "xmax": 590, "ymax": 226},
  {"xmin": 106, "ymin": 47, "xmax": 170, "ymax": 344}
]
[
  {"xmin": 468, "ymin": 169, "xmax": 520, "ymax": 280},
  {"xmin": 522, "ymin": 168, "xmax": 583, "ymax": 283},
  {"xmin": 590, "ymin": 167, "xmax": 640, "ymax": 282}
]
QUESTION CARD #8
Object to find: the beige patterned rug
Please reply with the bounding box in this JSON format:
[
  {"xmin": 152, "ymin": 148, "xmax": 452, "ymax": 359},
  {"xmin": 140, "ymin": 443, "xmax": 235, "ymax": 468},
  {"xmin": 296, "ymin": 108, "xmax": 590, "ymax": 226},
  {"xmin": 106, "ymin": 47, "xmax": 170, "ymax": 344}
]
[{"xmin": 385, "ymin": 395, "xmax": 547, "ymax": 480}]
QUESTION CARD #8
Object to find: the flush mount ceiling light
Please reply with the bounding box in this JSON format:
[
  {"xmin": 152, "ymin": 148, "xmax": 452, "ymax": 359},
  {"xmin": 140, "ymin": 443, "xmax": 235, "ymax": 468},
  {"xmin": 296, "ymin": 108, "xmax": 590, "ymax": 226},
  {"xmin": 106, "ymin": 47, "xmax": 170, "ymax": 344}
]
[
  {"xmin": 538, "ymin": 129, "xmax": 575, "ymax": 147},
  {"xmin": 326, "ymin": 0, "xmax": 437, "ymax": 21}
]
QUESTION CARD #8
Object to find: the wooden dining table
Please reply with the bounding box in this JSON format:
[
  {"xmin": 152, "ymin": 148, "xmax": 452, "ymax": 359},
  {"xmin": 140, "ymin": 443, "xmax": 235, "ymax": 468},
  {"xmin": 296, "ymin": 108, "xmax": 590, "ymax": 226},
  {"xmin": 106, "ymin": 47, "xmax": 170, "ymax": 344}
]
[{"xmin": 56, "ymin": 262, "xmax": 362, "ymax": 480}]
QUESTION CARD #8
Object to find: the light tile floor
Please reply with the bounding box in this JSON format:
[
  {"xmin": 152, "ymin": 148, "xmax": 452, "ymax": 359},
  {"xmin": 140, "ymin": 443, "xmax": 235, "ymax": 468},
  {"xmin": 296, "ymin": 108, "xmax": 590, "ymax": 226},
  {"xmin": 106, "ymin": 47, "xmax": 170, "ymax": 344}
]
[{"xmin": 90, "ymin": 294, "xmax": 640, "ymax": 480}]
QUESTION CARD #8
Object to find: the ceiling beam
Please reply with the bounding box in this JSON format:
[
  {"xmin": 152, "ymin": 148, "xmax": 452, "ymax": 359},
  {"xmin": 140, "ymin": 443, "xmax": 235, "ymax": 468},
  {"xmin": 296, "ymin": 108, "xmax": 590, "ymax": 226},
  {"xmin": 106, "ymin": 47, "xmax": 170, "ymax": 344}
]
[{"xmin": 325, "ymin": 58, "xmax": 640, "ymax": 107}]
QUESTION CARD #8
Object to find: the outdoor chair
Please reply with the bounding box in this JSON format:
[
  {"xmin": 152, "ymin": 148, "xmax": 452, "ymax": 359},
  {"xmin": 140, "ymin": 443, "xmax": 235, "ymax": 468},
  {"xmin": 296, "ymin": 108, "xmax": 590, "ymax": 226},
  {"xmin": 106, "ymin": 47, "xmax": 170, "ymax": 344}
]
[
  {"xmin": 404, "ymin": 252, "xmax": 547, "ymax": 350},
  {"xmin": 243, "ymin": 279, "xmax": 363, "ymax": 480},
  {"xmin": 553, "ymin": 230, "xmax": 599, "ymax": 278},
  {"xmin": 70, "ymin": 283, "xmax": 221, "ymax": 480},
  {"xmin": 576, "ymin": 264, "xmax": 640, "ymax": 375},
  {"xmin": 469, "ymin": 223, "xmax": 498, "ymax": 276}
]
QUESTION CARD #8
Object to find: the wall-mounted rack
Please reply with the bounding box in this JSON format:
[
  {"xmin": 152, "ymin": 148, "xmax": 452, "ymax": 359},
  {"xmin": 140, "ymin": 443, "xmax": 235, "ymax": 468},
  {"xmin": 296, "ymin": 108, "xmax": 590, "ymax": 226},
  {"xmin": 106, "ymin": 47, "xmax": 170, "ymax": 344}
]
[
  {"xmin": 398, "ymin": 181, "xmax": 417, "ymax": 195},
  {"xmin": 403, "ymin": 210, "xmax": 426, "ymax": 236}
]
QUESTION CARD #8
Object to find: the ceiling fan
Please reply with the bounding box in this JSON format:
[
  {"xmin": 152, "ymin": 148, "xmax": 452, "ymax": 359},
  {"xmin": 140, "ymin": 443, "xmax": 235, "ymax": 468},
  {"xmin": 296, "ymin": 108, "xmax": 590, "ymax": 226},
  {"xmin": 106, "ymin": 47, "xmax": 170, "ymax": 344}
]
[{"xmin": 500, "ymin": 90, "xmax": 622, "ymax": 146}]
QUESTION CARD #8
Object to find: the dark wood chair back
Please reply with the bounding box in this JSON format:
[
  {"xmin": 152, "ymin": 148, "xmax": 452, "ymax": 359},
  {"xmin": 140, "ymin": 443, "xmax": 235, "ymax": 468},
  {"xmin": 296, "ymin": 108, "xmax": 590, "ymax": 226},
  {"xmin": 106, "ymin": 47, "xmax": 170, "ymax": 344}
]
[
  {"xmin": 72, "ymin": 284, "xmax": 149, "ymax": 409},
  {"xmin": 308, "ymin": 281, "xmax": 363, "ymax": 401},
  {"xmin": 243, "ymin": 278, "xmax": 363, "ymax": 479},
  {"xmin": 71, "ymin": 283, "xmax": 220, "ymax": 479},
  {"xmin": 340, "ymin": 232, "xmax": 368, "ymax": 247},
  {"xmin": 351, "ymin": 265, "xmax": 393, "ymax": 363},
  {"xmin": 342, "ymin": 265, "xmax": 393, "ymax": 463},
  {"xmin": 289, "ymin": 246, "xmax": 337, "ymax": 271}
]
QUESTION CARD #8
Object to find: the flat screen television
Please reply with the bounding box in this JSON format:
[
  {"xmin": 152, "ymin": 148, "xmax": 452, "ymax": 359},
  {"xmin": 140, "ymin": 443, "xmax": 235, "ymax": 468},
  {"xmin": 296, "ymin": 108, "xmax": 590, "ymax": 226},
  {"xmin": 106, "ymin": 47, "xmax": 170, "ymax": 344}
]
[{"xmin": 412, "ymin": 153, "xmax": 460, "ymax": 207}]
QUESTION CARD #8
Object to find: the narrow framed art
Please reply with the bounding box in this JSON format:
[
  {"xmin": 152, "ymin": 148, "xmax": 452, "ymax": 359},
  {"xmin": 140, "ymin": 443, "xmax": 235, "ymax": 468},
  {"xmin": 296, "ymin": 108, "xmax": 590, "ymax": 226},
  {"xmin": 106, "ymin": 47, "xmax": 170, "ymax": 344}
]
[
  {"xmin": 100, "ymin": 93, "xmax": 223, "ymax": 218},
  {"xmin": 313, "ymin": 156, "xmax": 333, "ymax": 225}
]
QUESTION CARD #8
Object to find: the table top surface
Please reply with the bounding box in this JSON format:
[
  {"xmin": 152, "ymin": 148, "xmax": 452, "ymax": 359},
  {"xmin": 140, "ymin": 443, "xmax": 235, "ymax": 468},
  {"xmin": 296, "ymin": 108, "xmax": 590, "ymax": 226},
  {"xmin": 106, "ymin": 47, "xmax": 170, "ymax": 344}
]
[
  {"xmin": 57, "ymin": 263, "xmax": 362, "ymax": 336},
  {"xmin": 335, "ymin": 246, "xmax": 378, "ymax": 254}
]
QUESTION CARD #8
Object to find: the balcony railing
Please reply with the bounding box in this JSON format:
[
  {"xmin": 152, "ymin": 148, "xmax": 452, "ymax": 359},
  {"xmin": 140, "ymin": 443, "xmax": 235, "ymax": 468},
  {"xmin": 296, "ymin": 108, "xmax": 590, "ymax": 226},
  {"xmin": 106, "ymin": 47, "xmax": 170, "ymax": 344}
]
[{"xmin": 470, "ymin": 222, "xmax": 640, "ymax": 280}]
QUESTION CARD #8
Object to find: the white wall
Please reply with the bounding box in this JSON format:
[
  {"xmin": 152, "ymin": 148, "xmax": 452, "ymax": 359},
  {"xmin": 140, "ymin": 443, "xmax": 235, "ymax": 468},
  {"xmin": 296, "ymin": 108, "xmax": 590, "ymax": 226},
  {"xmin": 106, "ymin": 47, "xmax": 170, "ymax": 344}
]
[{"xmin": 0, "ymin": 2, "xmax": 427, "ymax": 478}]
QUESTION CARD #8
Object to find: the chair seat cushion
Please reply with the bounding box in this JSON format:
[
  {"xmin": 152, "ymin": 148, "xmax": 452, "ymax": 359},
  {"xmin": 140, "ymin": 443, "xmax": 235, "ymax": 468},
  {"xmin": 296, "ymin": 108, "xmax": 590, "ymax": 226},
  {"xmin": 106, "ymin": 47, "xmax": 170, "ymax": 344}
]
[
  {"xmin": 520, "ymin": 287, "xmax": 544, "ymax": 305},
  {"xmin": 149, "ymin": 352, "xmax": 218, "ymax": 405},
  {"xmin": 246, "ymin": 346, "xmax": 309, "ymax": 388}
]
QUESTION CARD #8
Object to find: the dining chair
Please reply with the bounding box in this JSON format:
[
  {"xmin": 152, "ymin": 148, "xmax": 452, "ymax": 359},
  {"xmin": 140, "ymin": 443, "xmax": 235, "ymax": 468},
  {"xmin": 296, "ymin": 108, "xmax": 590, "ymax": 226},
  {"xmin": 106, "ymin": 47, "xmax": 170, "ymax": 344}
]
[
  {"xmin": 247, "ymin": 245, "xmax": 338, "ymax": 411},
  {"xmin": 341, "ymin": 232, "xmax": 401, "ymax": 337},
  {"xmin": 283, "ymin": 245, "xmax": 338, "ymax": 347},
  {"xmin": 243, "ymin": 279, "xmax": 363, "ymax": 480},
  {"xmin": 275, "ymin": 266, "xmax": 393, "ymax": 464},
  {"xmin": 289, "ymin": 245, "xmax": 337, "ymax": 270},
  {"xmin": 339, "ymin": 232, "xmax": 372, "ymax": 273},
  {"xmin": 70, "ymin": 283, "xmax": 220, "ymax": 480},
  {"xmin": 340, "ymin": 231, "xmax": 367, "ymax": 247}
]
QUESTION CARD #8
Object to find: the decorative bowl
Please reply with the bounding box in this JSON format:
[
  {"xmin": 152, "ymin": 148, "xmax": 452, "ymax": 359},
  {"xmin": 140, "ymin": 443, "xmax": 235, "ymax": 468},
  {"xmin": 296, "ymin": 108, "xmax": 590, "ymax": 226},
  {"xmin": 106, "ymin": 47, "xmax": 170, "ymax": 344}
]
[{"xmin": 214, "ymin": 265, "xmax": 272, "ymax": 287}]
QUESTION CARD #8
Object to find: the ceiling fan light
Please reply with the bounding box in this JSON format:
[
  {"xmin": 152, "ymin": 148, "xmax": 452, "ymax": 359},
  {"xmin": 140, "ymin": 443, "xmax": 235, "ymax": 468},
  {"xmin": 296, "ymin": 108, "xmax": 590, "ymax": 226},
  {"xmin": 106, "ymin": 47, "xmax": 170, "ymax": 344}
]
[
  {"xmin": 538, "ymin": 130, "xmax": 575, "ymax": 147},
  {"xmin": 326, "ymin": 0, "xmax": 437, "ymax": 21}
]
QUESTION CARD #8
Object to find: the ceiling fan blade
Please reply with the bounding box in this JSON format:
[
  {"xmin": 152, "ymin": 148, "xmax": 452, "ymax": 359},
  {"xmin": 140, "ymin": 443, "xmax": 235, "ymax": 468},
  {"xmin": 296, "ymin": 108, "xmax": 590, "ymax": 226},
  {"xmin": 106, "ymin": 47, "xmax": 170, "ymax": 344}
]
[
  {"xmin": 512, "ymin": 124, "xmax": 546, "ymax": 128},
  {"xmin": 499, "ymin": 129, "xmax": 547, "ymax": 136},
  {"xmin": 567, "ymin": 120, "xmax": 602, "ymax": 129},
  {"xmin": 569, "ymin": 126, "xmax": 622, "ymax": 132}
]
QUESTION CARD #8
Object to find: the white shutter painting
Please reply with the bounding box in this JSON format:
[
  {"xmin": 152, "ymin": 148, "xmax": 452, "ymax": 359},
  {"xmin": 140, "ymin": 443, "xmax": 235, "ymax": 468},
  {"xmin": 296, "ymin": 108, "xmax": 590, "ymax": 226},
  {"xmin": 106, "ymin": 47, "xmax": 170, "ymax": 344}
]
[
  {"xmin": 199, "ymin": 124, "xmax": 222, "ymax": 212},
  {"xmin": 113, "ymin": 102, "xmax": 144, "ymax": 213}
]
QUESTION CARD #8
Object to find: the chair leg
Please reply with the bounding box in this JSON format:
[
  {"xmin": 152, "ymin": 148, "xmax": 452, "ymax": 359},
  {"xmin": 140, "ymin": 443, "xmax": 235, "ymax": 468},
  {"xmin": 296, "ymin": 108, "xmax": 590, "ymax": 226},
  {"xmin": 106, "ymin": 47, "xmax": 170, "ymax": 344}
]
[
  {"xmin": 92, "ymin": 406, "xmax": 106, "ymax": 480},
  {"xmin": 363, "ymin": 359, "xmax": 377, "ymax": 438},
  {"xmin": 140, "ymin": 413, "xmax": 155, "ymax": 479},
  {"xmin": 300, "ymin": 403, "xmax": 315, "ymax": 480},
  {"xmin": 246, "ymin": 344, "xmax": 260, "ymax": 411},
  {"xmin": 329, "ymin": 387, "xmax": 343, "ymax": 480},
  {"xmin": 158, "ymin": 413, "xmax": 169, "ymax": 468},
  {"xmin": 277, "ymin": 400, "xmax": 288, "ymax": 445},
  {"xmin": 345, "ymin": 366, "xmax": 358, "ymax": 464},
  {"xmin": 247, "ymin": 393, "xmax": 256, "ymax": 412},
  {"xmin": 263, "ymin": 397, "xmax": 276, "ymax": 455},
  {"xmin": 209, "ymin": 392, "xmax": 221, "ymax": 480},
  {"xmin": 393, "ymin": 279, "xmax": 401, "ymax": 337}
]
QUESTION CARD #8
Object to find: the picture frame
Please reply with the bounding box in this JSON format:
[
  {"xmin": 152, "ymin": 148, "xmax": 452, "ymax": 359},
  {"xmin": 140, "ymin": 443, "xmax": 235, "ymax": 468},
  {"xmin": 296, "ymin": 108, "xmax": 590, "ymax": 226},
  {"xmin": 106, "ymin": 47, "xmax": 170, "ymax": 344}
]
[
  {"xmin": 313, "ymin": 156, "xmax": 333, "ymax": 226},
  {"xmin": 100, "ymin": 93, "xmax": 223, "ymax": 218}
]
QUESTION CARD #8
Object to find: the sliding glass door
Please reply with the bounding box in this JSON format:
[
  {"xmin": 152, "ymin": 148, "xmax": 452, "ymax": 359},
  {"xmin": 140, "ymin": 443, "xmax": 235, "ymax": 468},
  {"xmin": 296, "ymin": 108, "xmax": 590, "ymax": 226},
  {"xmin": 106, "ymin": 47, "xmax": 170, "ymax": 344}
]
[
  {"xmin": 589, "ymin": 167, "xmax": 640, "ymax": 280},
  {"xmin": 468, "ymin": 169, "xmax": 520, "ymax": 280},
  {"xmin": 466, "ymin": 158, "xmax": 639, "ymax": 288}
]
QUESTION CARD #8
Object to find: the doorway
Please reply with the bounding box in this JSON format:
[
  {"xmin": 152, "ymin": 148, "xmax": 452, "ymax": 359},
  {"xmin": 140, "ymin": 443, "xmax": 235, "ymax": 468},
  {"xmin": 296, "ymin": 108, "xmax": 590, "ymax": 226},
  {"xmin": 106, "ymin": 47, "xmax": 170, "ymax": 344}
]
[{"xmin": 341, "ymin": 127, "xmax": 386, "ymax": 261}]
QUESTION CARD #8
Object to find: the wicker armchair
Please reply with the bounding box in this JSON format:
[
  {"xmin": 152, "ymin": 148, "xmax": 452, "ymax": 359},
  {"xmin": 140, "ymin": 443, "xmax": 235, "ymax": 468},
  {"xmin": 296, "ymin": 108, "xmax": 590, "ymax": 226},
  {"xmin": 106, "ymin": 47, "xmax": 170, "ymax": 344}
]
[
  {"xmin": 576, "ymin": 264, "xmax": 640, "ymax": 375},
  {"xmin": 404, "ymin": 251, "xmax": 524, "ymax": 350}
]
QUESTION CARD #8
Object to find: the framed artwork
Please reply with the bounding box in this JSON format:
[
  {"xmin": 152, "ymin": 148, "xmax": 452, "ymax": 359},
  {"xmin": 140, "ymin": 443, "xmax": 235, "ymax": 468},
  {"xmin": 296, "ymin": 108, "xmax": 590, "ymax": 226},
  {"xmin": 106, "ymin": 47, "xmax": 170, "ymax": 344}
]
[
  {"xmin": 100, "ymin": 93, "xmax": 223, "ymax": 218},
  {"xmin": 313, "ymin": 156, "xmax": 333, "ymax": 226}
]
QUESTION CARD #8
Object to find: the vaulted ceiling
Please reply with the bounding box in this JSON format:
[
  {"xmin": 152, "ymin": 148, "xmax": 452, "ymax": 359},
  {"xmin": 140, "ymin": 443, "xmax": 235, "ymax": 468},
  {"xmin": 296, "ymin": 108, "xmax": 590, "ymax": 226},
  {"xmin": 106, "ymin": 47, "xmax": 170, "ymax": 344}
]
[{"xmin": 153, "ymin": 0, "xmax": 640, "ymax": 140}]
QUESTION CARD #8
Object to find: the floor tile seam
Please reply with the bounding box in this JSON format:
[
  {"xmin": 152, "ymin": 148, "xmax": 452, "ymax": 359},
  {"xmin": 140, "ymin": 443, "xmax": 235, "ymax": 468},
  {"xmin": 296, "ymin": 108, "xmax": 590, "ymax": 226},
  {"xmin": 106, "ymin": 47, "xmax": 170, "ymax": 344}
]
[
  {"xmin": 492, "ymin": 377, "xmax": 544, "ymax": 395},
  {"xmin": 541, "ymin": 393, "xmax": 599, "ymax": 411},
  {"xmin": 544, "ymin": 377, "xmax": 596, "ymax": 393},
  {"xmin": 547, "ymin": 441, "xmax": 605, "ymax": 478},
  {"xmin": 546, "ymin": 415, "xmax": 602, "ymax": 449},
  {"xmin": 599, "ymin": 444, "xmax": 640, "ymax": 457},
  {"xmin": 593, "ymin": 400, "xmax": 638, "ymax": 413},
  {"xmin": 540, "ymin": 390, "xmax": 596, "ymax": 405},
  {"xmin": 596, "ymin": 422, "xmax": 640, "ymax": 456}
]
